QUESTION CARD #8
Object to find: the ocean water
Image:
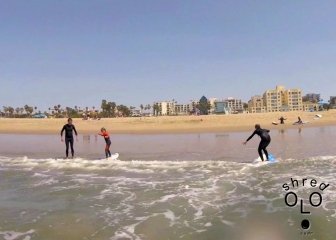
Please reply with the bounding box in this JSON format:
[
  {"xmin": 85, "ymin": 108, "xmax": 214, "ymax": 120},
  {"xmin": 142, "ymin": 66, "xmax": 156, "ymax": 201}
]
[{"xmin": 0, "ymin": 126, "xmax": 335, "ymax": 240}]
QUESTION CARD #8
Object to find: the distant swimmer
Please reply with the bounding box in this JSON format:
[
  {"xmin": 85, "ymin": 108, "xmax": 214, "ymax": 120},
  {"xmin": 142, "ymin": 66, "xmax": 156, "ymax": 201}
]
[
  {"xmin": 243, "ymin": 124, "xmax": 271, "ymax": 161},
  {"xmin": 279, "ymin": 116, "xmax": 287, "ymax": 124},
  {"xmin": 98, "ymin": 127, "xmax": 112, "ymax": 159},
  {"xmin": 61, "ymin": 118, "xmax": 78, "ymax": 159}
]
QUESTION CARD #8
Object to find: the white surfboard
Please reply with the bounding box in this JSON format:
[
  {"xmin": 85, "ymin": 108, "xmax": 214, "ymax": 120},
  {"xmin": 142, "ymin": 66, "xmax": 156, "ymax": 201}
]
[
  {"xmin": 293, "ymin": 121, "xmax": 309, "ymax": 125},
  {"xmin": 110, "ymin": 153, "xmax": 119, "ymax": 160}
]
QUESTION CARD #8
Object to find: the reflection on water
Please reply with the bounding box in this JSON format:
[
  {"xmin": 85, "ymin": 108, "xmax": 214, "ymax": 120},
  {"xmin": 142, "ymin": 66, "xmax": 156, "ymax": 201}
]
[
  {"xmin": 82, "ymin": 135, "xmax": 91, "ymax": 143},
  {"xmin": 0, "ymin": 126, "xmax": 335, "ymax": 161}
]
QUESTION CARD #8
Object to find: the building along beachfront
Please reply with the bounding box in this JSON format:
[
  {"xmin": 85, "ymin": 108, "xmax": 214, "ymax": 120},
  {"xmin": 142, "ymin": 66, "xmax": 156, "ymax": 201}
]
[
  {"xmin": 175, "ymin": 104, "xmax": 192, "ymax": 115},
  {"xmin": 303, "ymin": 102, "xmax": 319, "ymax": 112},
  {"xmin": 303, "ymin": 93, "xmax": 321, "ymax": 103},
  {"xmin": 248, "ymin": 95, "xmax": 267, "ymax": 113},
  {"xmin": 154, "ymin": 85, "xmax": 322, "ymax": 116},
  {"xmin": 248, "ymin": 85, "xmax": 323, "ymax": 113},
  {"xmin": 214, "ymin": 98, "xmax": 244, "ymax": 114},
  {"xmin": 225, "ymin": 97, "xmax": 244, "ymax": 113},
  {"xmin": 330, "ymin": 96, "xmax": 336, "ymax": 109},
  {"xmin": 153, "ymin": 101, "xmax": 176, "ymax": 116},
  {"xmin": 214, "ymin": 101, "xmax": 230, "ymax": 114},
  {"xmin": 262, "ymin": 85, "xmax": 303, "ymax": 112}
]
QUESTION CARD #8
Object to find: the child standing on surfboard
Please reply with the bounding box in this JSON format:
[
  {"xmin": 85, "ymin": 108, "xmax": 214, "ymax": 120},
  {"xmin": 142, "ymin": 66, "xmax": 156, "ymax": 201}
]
[{"xmin": 98, "ymin": 128, "xmax": 112, "ymax": 159}]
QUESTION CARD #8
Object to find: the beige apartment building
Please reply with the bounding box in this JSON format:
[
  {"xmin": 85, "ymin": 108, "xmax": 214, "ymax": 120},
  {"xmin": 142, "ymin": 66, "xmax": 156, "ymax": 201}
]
[
  {"xmin": 248, "ymin": 95, "xmax": 266, "ymax": 113},
  {"xmin": 263, "ymin": 85, "xmax": 303, "ymax": 112},
  {"xmin": 154, "ymin": 101, "xmax": 176, "ymax": 116},
  {"xmin": 154, "ymin": 101, "xmax": 193, "ymax": 116},
  {"xmin": 263, "ymin": 86, "xmax": 284, "ymax": 112},
  {"xmin": 283, "ymin": 88, "xmax": 303, "ymax": 111}
]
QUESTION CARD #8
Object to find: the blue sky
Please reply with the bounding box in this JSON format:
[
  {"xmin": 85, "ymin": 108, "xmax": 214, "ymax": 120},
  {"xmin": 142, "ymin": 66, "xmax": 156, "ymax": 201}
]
[{"xmin": 1, "ymin": 0, "xmax": 335, "ymax": 110}]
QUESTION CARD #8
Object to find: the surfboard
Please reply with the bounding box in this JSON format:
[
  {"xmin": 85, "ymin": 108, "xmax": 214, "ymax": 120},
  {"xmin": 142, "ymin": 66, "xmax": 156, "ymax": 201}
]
[
  {"xmin": 254, "ymin": 153, "xmax": 277, "ymax": 164},
  {"xmin": 293, "ymin": 121, "xmax": 309, "ymax": 125},
  {"xmin": 267, "ymin": 154, "xmax": 277, "ymax": 163},
  {"xmin": 109, "ymin": 153, "xmax": 119, "ymax": 160},
  {"xmin": 272, "ymin": 122, "xmax": 278, "ymax": 125},
  {"xmin": 314, "ymin": 114, "xmax": 322, "ymax": 120}
]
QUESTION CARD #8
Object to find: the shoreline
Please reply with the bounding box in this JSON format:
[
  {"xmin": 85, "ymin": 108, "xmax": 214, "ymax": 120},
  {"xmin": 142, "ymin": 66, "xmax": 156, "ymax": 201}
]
[{"xmin": 0, "ymin": 110, "xmax": 335, "ymax": 135}]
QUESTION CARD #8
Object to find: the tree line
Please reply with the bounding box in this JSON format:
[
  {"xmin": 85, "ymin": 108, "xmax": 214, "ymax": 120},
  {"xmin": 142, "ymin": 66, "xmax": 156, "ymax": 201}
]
[
  {"xmin": 0, "ymin": 100, "xmax": 153, "ymax": 118},
  {"xmin": 2, "ymin": 105, "xmax": 38, "ymax": 118}
]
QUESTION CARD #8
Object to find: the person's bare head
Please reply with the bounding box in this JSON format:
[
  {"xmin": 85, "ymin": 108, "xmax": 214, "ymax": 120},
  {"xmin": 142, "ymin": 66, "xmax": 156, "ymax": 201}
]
[
  {"xmin": 255, "ymin": 124, "xmax": 261, "ymax": 129},
  {"xmin": 101, "ymin": 127, "xmax": 106, "ymax": 133},
  {"xmin": 68, "ymin": 118, "xmax": 73, "ymax": 124}
]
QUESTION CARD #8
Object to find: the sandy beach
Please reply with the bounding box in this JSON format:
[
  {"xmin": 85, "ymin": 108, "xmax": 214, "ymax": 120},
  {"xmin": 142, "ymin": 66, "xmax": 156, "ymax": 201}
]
[{"xmin": 0, "ymin": 110, "xmax": 335, "ymax": 134}]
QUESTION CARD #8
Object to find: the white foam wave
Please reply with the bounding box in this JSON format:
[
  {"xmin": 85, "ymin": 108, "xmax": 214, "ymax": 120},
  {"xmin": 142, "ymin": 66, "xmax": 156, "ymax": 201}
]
[
  {"xmin": 0, "ymin": 230, "xmax": 35, "ymax": 240},
  {"xmin": 1, "ymin": 155, "xmax": 335, "ymax": 172},
  {"xmin": 33, "ymin": 178, "xmax": 59, "ymax": 187}
]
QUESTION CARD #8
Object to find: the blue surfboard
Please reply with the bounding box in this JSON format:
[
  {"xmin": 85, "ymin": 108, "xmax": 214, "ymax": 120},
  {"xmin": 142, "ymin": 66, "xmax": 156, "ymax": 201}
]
[
  {"xmin": 255, "ymin": 153, "xmax": 277, "ymax": 164},
  {"xmin": 267, "ymin": 154, "xmax": 277, "ymax": 163}
]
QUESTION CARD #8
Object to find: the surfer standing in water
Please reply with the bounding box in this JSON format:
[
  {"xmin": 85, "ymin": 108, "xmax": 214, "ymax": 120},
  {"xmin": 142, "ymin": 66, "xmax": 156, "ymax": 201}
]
[
  {"xmin": 61, "ymin": 118, "xmax": 78, "ymax": 159},
  {"xmin": 98, "ymin": 128, "xmax": 112, "ymax": 159},
  {"xmin": 243, "ymin": 124, "xmax": 271, "ymax": 161}
]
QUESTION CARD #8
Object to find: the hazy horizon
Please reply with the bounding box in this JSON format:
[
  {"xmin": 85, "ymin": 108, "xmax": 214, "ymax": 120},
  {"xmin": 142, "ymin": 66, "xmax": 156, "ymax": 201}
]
[{"xmin": 1, "ymin": 0, "xmax": 335, "ymax": 110}]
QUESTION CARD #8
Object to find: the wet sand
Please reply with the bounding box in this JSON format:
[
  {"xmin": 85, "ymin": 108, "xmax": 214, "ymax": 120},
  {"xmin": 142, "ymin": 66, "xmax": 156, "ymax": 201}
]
[{"xmin": 0, "ymin": 110, "xmax": 335, "ymax": 134}]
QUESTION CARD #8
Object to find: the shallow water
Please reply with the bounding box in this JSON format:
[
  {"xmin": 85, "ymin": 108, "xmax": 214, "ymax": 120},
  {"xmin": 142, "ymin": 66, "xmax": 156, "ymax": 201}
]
[{"xmin": 0, "ymin": 126, "xmax": 335, "ymax": 240}]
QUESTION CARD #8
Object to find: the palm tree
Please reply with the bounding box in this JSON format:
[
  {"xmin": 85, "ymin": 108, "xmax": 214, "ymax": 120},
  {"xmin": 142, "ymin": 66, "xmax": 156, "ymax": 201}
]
[
  {"xmin": 24, "ymin": 105, "xmax": 29, "ymax": 115},
  {"xmin": 7, "ymin": 107, "xmax": 14, "ymax": 117},
  {"xmin": 153, "ymin": 103, "xmax": 160, "ymax": 116},
  {"xmin": 15, "ymin": 107, "xmax": 20, "ymax": 117},
  {"xmin": 3, "ymin": 106, "xmax": 8, "ymax": 117}
]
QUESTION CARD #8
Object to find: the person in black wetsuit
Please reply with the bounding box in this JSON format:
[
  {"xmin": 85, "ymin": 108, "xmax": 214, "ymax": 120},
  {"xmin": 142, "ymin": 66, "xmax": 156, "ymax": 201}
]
[
  {"xmin": 61, "ymin": 118, "xmax": 78, "ymax": 158},
  {"xmin": 279, "ymin": 116, "xmax": 286, "ymax": 124},
  {"xmin": 297, "ymin": 116, "xmax": 303, "ymax": 124},
  {"xmin": 243, "ymin": 124, "xmax": 271, "ymax": 161}
]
